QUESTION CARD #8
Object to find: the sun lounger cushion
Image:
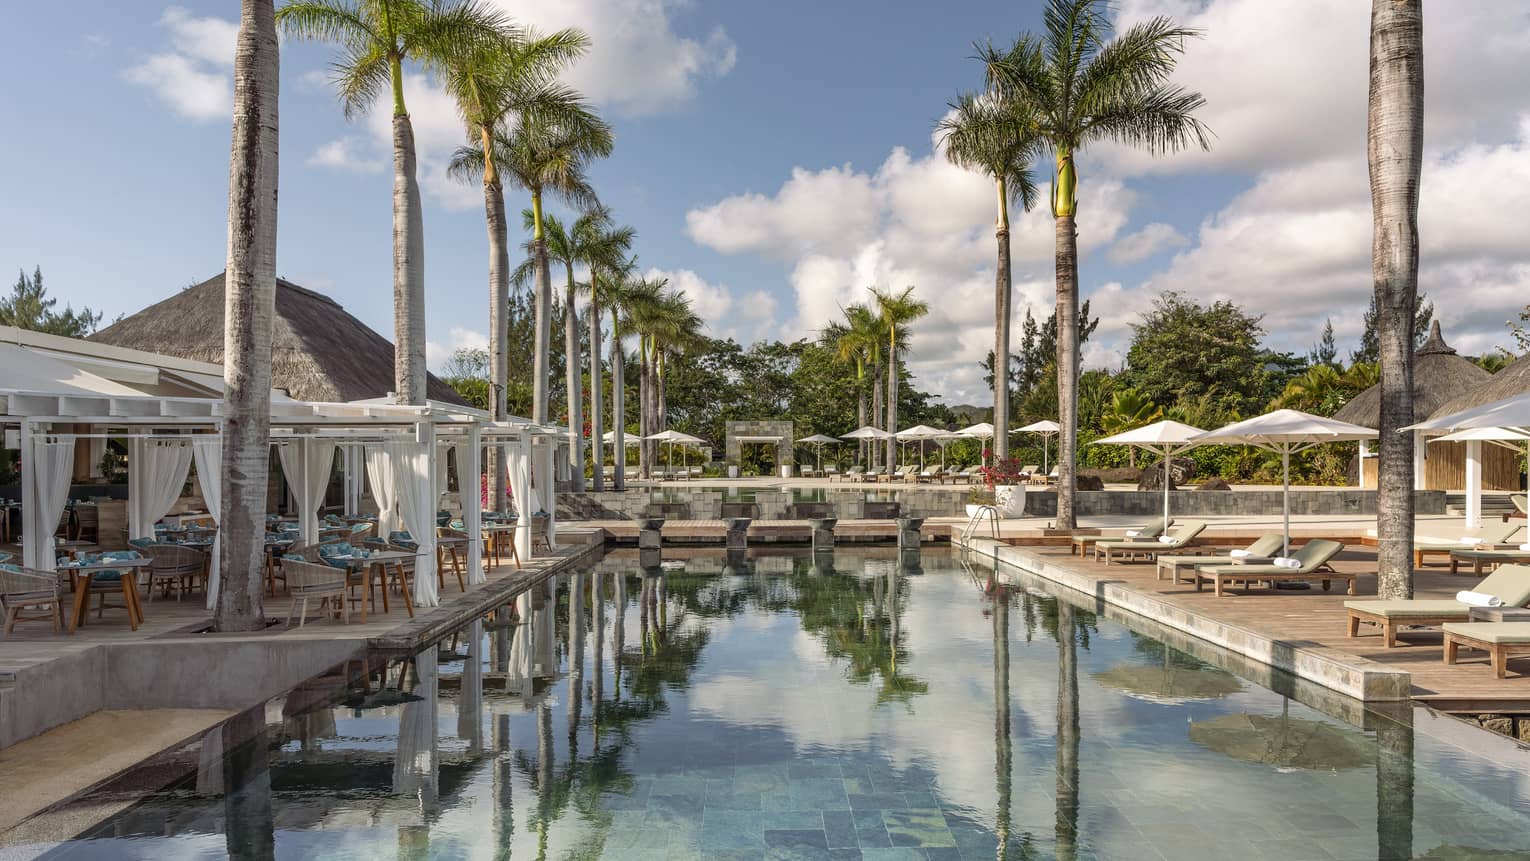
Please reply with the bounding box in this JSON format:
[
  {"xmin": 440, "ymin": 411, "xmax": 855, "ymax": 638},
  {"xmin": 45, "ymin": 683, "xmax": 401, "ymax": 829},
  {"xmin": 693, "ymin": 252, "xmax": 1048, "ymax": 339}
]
[
  {"xmin": 1441, "ymin": 622, "xmax": 1530, "ymax": 644},
  {"xmin": 1342, "ymin": 599, "xmax": 1473, "ymax": 618}
]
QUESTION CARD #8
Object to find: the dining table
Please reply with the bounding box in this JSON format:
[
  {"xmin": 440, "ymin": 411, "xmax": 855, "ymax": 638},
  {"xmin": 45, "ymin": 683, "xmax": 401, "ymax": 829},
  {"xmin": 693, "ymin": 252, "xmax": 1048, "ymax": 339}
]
[
  {"xmin": 58, "ymin": 555, "xmax": 151, "ymax": 632},
  {"xmin": 327, "ymin": 550, "xmax": 421, "ymax": 622}
]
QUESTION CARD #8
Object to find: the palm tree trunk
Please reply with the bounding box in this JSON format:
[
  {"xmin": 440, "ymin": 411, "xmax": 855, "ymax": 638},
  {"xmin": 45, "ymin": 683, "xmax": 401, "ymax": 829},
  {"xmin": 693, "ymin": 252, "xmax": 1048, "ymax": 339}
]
[
  {"xmin": 611, "ymin": 319, "xmax": 626, "ymax": 491},
  {"xmin": 216, "ymin": 0, "xmax": 277, "ymax": 633},
  {"xmin": 563, "ymin": 268, "xmax": 584, "ymax": 491},
  {"xmin": 871, "ymin": 363, "xmax": 883, "ymax": 470},
  {"xmin": 885, "ymin": 333, "xmax": 898, "ymax": 469},
  {"xmin": 856, "ymin": 373, "xmax": 867, "ymax": 467},
  {"xmin": 994, "ymin": 181, "xmax": 1012, "ymax": 463},
  {"xmin": 484, "ymin": 178, "xmax": 509, "ymax": 511},
  {"xmin": 1055, "ymin": 602, "xmax": 1079, "ymax": 861},
  {"xmin": 638, "ymin": 340, "xmax": 652, "ymax": 479},
  {"xmin": 392, "ymin": 112, "xmax": 426, "ymax": 405},
  {"xmin": 1054, "ymin": 214, "xmax": 1081, "ymax": 529},
  {"xmin": 1370, "ymin": 0, "xmax": 1423, "ymax": 600},
  {"xmin": 589, "ymin": 293, "xmax": 604, "ymax": 491},
  {"xmin": 992, "ymin": 588, "xmax": 1011, "ymax": 861},
  {"xmin": 530, "ymin": 192, "xmax": 552, "ymax": 424}
]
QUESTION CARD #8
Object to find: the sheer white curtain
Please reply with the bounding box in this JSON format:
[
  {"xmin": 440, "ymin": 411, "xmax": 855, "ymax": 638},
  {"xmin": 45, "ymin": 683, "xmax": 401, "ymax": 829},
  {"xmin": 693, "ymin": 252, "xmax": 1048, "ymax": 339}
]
[
  {"xmin": 192, "ymin": 437, "xmax": 223, "ymax": 608},
  {"xmin": 28, "ymin": 438, "xmax": 74, "ymax": 571},
  {"xmin": 433, "ymin": 442, "xmax": 454, "ymax": 514},
  {"xmin": 128, "ymin": 438, "xmax": 193, "ymax": 541},
  {"xmin": 392, "ymin": 648, "xmax": 439, "ymax": 804},
  {"xmin": 534, "ymin": 437, "xmax": 557, "ymax": 550},
  {"xmin": 391, "ymin": 438, "xmax": 439, "ymax": 608},
  {"xmin": 278, "ymin": 439, "xmax": 335, "ymax": 546},
  {"xmin": 506, "ymin": 436, "xmax": 532, "ymax": 562},
  {"xmin": 365, "ymin": 444, "xmax": 400, "ymax": 538}
]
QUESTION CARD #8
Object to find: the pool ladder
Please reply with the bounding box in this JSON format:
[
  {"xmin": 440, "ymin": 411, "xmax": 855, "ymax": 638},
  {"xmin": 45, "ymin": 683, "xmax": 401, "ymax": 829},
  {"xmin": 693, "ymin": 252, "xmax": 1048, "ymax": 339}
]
[{"xmin": 960, "ymin": 505, "xmax": 998, "ymax": 544}]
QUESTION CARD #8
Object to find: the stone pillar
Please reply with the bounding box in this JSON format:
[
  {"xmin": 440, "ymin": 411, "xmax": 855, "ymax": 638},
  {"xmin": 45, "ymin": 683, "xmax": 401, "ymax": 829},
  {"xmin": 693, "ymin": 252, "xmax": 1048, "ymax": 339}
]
[
  {"xmin": 638, "ymin": 546, "xmax": 663, "ymax": 575},
  {"xmin": 723, "ymin": 548, "xmax": 751, "ymax": 576},
  {"xmin": 811, "ymin": 547, "xmax": 835, "ymax": 576},
  {"xmin": 810, "ymin": 517, "xmax": 837, "ymax": 550},
  {"xmin": 896, "ymin": 516, "xmax": 924, "ymax": 551},
  {"xmin": 725, "ymin": 517, "xmax": 751, "ymax": 552},
  {"xmin": 637, "ymin": 516, "xmax": 664, "ymax": 550}
]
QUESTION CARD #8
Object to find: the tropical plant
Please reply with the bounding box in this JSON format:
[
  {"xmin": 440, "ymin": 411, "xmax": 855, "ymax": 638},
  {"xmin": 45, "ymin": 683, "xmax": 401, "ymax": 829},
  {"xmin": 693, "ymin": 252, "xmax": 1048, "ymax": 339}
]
[
  {"xmin": 1100, "ymin": 389, "xmax": 1161, "ymax": 467},
  {"xmin": 217, "ymin": 0, "xmax": 279, "ymax": 632},
  {"xmin": 1368, "ymin": 0, "xmax": 1424, "ymax": 601},
  {"xmin": 1, "ymin": 267, "xmax": 103, "ymax": 336},
  {"xmin": 602, "ymin": 256, "xmax": 641, "ymax": 490},
  {"xmin": 938, "ymin": 90, "xmax": 1040, "ymax": 462},
  {"xmin": 824, "ymin": 303, "xmax": 883, "ymax": 466},
  {"xmin": 870, "ymin": 286, "xmax": 928, "ymax": 467},
  {"xmin": 572, "ymin": 211, "xmax": 635, "ymax": 489},
  {"xmin": 630, "ymin": 283, "xmax": 704, "ymax": 475},
  {"xmin": 277, "ymin": 0, "xmax": 506, "ymax": 404},
  {"xmin": 534, "ymin": 212, "xmax": 585, "ymax": 488},
  {"xmin": 983, "ymin": 0, "xmax": 1210, "ymax": 527}
]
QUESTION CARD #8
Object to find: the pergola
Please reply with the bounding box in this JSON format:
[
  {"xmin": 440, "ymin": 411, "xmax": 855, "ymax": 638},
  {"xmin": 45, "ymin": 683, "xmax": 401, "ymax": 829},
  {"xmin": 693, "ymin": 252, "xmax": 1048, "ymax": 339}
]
[{"xmin": 1, "ymin": 328, "xmax": 563, "ymax": 611}]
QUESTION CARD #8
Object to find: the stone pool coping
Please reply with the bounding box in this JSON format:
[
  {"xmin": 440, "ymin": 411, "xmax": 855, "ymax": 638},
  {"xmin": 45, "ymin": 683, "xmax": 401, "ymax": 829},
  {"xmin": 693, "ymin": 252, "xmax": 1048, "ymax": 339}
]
[{"xmin": 958, "ymin": 535, "xmax": 1413, "ymax": 702}]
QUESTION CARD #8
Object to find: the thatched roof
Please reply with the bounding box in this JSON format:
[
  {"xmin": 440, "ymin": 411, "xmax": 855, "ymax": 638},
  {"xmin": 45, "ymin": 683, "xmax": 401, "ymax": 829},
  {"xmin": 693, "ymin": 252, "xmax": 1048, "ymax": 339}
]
[
  {"xmin": 1333, "ymin": 322, "xmax": 1492, "ymax": 428},
  {"xmin": 90, "ymin": 273, "xmax": 468, "ymax": 405},
  {"xmin": 1428, "ymin": 347, "xmax": 1530, "ymax": 420}
]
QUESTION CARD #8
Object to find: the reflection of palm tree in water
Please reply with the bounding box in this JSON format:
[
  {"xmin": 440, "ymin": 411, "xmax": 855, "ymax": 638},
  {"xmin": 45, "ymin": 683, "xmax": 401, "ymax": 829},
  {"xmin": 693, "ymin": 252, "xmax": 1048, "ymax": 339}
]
[
  {"xmin": 993, "ymin": 584, "xmax": 1013, "ymax": 861},
  {"xmin": 1056, "ymin": 602, "xmax": 1079, "ymax": 861},
  {"xmin": 221, "ymin": 708, "xmax": 276, "ymax": 861}
]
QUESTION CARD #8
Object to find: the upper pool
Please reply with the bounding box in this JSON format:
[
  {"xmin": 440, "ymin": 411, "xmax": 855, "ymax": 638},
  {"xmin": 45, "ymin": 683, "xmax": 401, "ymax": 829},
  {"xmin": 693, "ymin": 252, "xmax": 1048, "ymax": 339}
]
[{"xmin": 15, "ymin": 547, "xmax": 1530, "ymax": 860}]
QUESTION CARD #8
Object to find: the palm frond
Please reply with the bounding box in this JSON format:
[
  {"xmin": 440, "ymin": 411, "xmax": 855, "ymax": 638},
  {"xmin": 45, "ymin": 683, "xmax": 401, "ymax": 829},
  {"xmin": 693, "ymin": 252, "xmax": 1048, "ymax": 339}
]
[
  {"xmin": 276, "ymin": 0, "xmax": 378, "ymax": 45},
  {"xmin": 1079, "ymin": 84, "xmax": 1211, "ymax": 153}
]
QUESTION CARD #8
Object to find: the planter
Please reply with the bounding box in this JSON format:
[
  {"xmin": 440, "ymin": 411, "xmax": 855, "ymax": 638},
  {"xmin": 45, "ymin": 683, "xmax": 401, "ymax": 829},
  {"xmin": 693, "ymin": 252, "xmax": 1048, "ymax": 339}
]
[
  {"xmin": 965, "ymin": 504, "xmax": 985, "ymax": 519},
  {"xmin": 994, "ymin": 484, "xmax": 1027, "ymax": 518}
]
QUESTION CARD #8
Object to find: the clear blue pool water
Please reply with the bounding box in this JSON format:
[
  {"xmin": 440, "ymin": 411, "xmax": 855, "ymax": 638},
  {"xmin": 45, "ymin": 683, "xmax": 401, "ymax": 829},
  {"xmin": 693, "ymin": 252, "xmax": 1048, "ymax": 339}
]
[{"xmin": 17, "ymin": 547, "xmax": 1530, "ymax": 860}]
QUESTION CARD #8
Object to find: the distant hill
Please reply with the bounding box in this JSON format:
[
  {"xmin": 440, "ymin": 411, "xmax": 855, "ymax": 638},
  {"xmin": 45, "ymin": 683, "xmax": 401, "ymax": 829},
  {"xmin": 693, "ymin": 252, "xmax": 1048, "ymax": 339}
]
[{"xmin": 948, "ymin": 404, "xmax": 990, "ymax": 424}]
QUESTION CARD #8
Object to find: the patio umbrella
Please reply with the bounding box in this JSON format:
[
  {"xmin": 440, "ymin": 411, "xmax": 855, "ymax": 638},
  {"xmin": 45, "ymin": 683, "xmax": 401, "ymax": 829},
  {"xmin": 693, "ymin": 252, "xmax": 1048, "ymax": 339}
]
[
  {"xmin": 1092, "ymin": 420, "xmax": 1205, "ymax": 527},
  {"xmin": 896, "ymin": 425, "xmax": 947, "ymax": 471},
  {"xmin": 1188, "ymin": 701, "xmax": 1372, "ymax": 771},
  {"xmin": 1429, "ymin": 427, "xmax": 1530, "ymax": 528},
  {"xmin": 1191, "ymin": 409, "xmax": 1377, "ymax": 557},
  {"xmin": 1017, "ymin": 420, "xmax": 1061, "ymax": 473},
  {"xmin": 601, "ymin": 430, "xmax": 641, "ymax": 447},
  {"xmin": 644, "ymin": 429, "xmax": 706, "ymax": 476},
  {"xmin": 842, "ymin": 425, "xmax": 894, "ymax": 467},
  {"xmin": 1092, "ymin": 642, "xmax": 1243, "ymax": 705},
  {"xmin": 797, "ymin": 433, "xmax": 841, "ymax": 474},
  {"xmin": 956, "ymin": 422, "xmax": 996, "ymax": 466}
]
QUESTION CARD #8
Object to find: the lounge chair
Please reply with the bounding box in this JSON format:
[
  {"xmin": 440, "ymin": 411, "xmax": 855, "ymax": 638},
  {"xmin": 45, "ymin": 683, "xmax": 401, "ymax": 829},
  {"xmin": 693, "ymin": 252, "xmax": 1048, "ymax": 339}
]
[
  {"xmin": 1, "ymin": 564, "xmax": 66, "ymax": 635},
  {"xmin": 1345, "ymin": 563, "xmax": 1530, "ymax": 647},
  {"xmin": 1094, "ymin": 521, "xmax": 1207, "ymax": 564},
  {"xmin": 1507, "ymin": 494, "xmax": 1528, "ymax": 521},
  {"xmin": 1444, "ymin": 621, "xmax": 1530, "ymax": 677},
  {"xmin": 1449, "ymin": 545, "xmax": 1530, "ymax": 575},
  {"xmin": 1087, "ymin": 517, "xmax": 1174, "ymax": 558},
  {"xmin": 823, "ymin": 465, "xmax": 840, "ymax": 481},
  {"xmin": 860, "ymin": 467, "xmax": 884, "ymax": 483},
  {"xmin": 1194, "ymin": 539, "xmax": 1349, "ymax": 597},
  {"xmin": 839, "ymin": 466, "xmax": 863, "ymax": 482},
  {"xmin": 1156, "ymin": 533, "xmax": 1286, "ymax": 582},
  {"xmin": 1406, "ymin": 521, "xmax": 1522, "ymax": 567}
]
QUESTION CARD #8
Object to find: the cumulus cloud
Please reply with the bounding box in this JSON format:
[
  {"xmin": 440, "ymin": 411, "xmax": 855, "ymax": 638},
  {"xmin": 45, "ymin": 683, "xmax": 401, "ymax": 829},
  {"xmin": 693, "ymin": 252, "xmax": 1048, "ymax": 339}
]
[
  {"xmin": 1109, "ymin": 223, "xmax": 1188, "ymax": 264},
  {"xmin": 645, "ymin": 267, "xmax": 777, "ymax": 345},
  {"xmin": 306, "ymin": 137, "xmax": 386, "ymax": 174},
  {"xmin": 427, "ymin": 326, "xmax": 489, "ymax": 372},
  {"xmin": 123, "ymin": 7, "xmax": 237, "ymax": 121}
]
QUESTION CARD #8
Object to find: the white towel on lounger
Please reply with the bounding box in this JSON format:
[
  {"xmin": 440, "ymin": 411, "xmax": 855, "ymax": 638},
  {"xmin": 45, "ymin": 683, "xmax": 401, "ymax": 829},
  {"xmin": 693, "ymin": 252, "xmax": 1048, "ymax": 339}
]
[
  {"xmin": 1457, "ymin": 590, "xmax": 1504, "ymax": 607},
  {"xmin": 1229, "ymin": 549, "xmax": 1251, "ymax": 558},
  {"xmin": 1158, "ymin": 535, "xmax": 1175, "ymax": 544},
  {"xmin": 1125, "ymin": 530, "xmax": 1141, "ymax": 538},
  {"xmin": 1460, "ymin": 536, "xmax": 1485, "ymax": 546},
  {"xmin": 1271, "ymin": 557, "xmax": 1302, "ymax": 569},
  {"xmin": 1520, "ymin": 543, "xmax": 1530, "ymax": 552}
]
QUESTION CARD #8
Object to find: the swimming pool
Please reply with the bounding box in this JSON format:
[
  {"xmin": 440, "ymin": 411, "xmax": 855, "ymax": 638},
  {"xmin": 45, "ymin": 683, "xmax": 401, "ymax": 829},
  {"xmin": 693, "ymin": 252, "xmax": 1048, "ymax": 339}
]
[{"xmin": 15, "ymin": 547, "xmax": 1530, "ymax": 859}]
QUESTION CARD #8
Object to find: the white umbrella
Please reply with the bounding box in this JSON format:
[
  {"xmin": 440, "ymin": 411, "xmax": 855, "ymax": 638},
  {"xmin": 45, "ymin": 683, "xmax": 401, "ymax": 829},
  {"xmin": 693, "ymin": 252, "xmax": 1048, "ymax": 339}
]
[
  {"xmin": 601, "ymin": 430, "xmax": 641, "ymax": 447},
  {"xmin": 1017, "ymin": 420, "xmax": 1061, "ymax": 473},
  {"xmin": 1092, "ymin": 420, "xmax": 1206, "ymax": 527},
  {"xmin": 797, "ymin": 433, "xmax": 841, "ymax": 474},
  {"xmin": 842, "ymin": 425, "xmax": 894, "ymax": 440},
  {"xmin": 1404, "ymin": 390, "xmax": 1530, "ymax": 434},
  {"xmin": 643, "ymin": 429, "xmax": 706, "ymax": 476},
  {"xmin": 896, "ymin": 425, "xmax": 947, "ymax": 471},
  {"xmin": 957, "ymin": 422, "xmax": 997, "ymax": 467},
  {"xmin": 1429, "ymin": 427, "xmax": 1530, "ymax": 528},
  {"xmin": 1192, "ymin": 409, "xmax": 1377, "ymax": 556}
]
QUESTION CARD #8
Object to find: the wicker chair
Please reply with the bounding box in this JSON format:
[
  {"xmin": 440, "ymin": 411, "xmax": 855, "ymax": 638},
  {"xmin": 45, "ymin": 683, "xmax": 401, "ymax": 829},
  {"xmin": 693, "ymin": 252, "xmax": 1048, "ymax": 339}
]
[
  {"xmin": 144, "ymin": 544, "xmax": 208, "ymax": 601},
  {"xmin": 1, "ymin": 565, "xmax": 66, "ymax": 635},
  {"xmin": 281, "ymin": 557, "xmax": 349, "ymax": 627}
]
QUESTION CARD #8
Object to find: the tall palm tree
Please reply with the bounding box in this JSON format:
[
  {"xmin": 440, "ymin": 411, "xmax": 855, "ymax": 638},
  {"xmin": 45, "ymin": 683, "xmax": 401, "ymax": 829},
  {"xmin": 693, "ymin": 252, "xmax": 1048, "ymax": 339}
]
[
  {"xmin": 1369, "ymin": 0, "xmax": 1424, "ymax": 600},
  {"xmin": 217, "ymin": 0, "xmax": 279, "ymax": 633},
  {"xmin": 536, "ymin": 212, "xmax": 585, "ymax": 490},
  {"xmin": 621, "ymin": 277, "xmax": 666, "ymax": 477},
  {"xmin": 277, "ymin": 0, "xmax": 504, "ymax": 404},
  {"xmin": 631, "ymin": 285, "xmax": 704, "ymax": 475},
  {"xmin": 826, "ymin": 303, "xmax": 882, "ymax": 466},
  {"xmin": 574, "ymin": 213, "xmax": 634, "ymax": 490},
  {"xmin": 442, "ymin": 24, "xmax": 585, "ymax": 509},
  {"xmin": 870, "ymin": 286, "xmax": 929, "ymax": 468},
  {"xmin": 984, "ymin": 0, "xmax": 1210, "ymax": 527},
  {"xmin": 938, "ymin": 91, "xmax": 1040, "ymax": 462},
  {"xmin": 603, "ymin": 256, "xmax": 641, "ymax": 491}
]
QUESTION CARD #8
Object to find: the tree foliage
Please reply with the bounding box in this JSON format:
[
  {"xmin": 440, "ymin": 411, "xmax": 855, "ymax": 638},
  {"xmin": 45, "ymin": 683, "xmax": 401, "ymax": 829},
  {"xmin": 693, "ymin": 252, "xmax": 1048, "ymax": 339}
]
[
  {"xmin": 1350, "ymin": 291, "xmax": 1433, "ymax": 364},
  {"xmin": 0, "ymin": 267, "xmax": 103, "ymax": 336},
  {"xmin": 1122, "ymin": 291, "xmax": 1276, "ymax": 416}
]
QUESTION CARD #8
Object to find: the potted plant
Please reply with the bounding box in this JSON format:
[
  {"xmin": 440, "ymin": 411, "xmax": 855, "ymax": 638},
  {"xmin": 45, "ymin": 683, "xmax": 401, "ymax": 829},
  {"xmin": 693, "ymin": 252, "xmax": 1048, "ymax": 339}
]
[
  {"xmin": 965, "ymin": 485, "xmax": 995, "ymax": 519},
  {"xmin": 979, "ymin": 456, "xmax": 1029, "ymax": 517}
]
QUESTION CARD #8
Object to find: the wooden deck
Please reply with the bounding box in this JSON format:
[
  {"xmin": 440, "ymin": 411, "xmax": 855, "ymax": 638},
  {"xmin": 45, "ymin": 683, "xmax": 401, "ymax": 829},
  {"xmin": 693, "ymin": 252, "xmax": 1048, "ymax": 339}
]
[{"xmin": 963, "ymin": 535, "xmax": 1530, "ymax": 712}]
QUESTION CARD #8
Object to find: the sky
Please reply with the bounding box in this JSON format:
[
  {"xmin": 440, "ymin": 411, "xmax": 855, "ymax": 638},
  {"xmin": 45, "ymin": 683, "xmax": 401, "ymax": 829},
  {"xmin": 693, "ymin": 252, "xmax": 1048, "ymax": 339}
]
[{"xmin": 1, "ymin": 0, "xmax": 1528, "ymax": 407}]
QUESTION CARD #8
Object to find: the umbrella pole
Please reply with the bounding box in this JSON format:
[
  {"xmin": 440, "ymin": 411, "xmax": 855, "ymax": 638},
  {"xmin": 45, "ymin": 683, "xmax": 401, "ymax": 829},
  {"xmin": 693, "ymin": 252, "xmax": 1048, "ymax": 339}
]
[
  {"xmin": 1282, "ymin": 446, "xmax": 1291, "ymax": 558},
  {"xmin": 1163, "ymin": 446, "xmax": 1171, "ymax": 528}
]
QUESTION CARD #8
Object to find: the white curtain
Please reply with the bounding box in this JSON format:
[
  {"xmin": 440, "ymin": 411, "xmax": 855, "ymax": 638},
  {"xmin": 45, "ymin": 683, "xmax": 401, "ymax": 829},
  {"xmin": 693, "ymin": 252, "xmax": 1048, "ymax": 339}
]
[
  {"xmin": 507, "ymin": 435, "xmax": 532, "ymax": 562},
  {"xmin": 392, "ymin": 648, "xmax": 439, "ymax": 805},
  {"xmin": 364, "ymin": 444, "xmax": 400, "ymax": 538},
  {"xmin": 278, "ymin": 439, "xmax": 335, "ymax": 546},
  {"xmin": 28, "ymin": 438, "xmax": 74, "ymax": 571},
  {"xmin": 128, "ymin": 438, "xmax": 193, "ymax": 541},
  {"xmin": 433, "ymin": 442, "xmax": 454, "ymax": 514},
  {"xmin": 192, "ymin": 437, "xmax": 223, "ymax": 608},
  {"xmin": 390, "ymin": 438, "xmax": 439, "ymax": 608},
  {"xmin": 534, "ymin": 437, "xmax": 557, "ymax": 550}
]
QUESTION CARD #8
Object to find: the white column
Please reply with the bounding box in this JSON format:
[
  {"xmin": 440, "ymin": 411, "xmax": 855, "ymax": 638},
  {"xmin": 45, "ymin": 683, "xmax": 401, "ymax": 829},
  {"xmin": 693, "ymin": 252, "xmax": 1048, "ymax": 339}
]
[
  {"xmin": 465, "ymin": 425, "xmax": 484, "ymax": 584},
  {"xmin": 1413, "ymin": 431, "xmax": 1427, "ymax": 489},
  {"xmin": 1357, "ymin": 439, "xmax": 1370, "ymax": 489},
  {"xmin": 1465, "ymin": 439, "xmax": 1483, "ymax": 529},
  {"xmin": 299, "ymin": 442, "xmax": 317, "ymax": 546},
  {"xmin": 19, "ymin": 420, "xmax": 37, "ymax": 569}
]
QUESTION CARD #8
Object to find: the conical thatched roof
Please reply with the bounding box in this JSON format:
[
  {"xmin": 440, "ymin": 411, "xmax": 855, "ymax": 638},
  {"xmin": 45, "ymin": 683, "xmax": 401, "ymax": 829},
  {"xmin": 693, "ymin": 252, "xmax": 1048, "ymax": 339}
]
[
  {"xmin": 91, "ymin": 273, "xmax": 468, "ymax": 405},
  {"xmin": 1427, "ymin": 348, "xmax": 1530, "ymax": 420},
  {"xmin": 1333, "ymin": 322, "xmax": 1491, "ymax": 428}
]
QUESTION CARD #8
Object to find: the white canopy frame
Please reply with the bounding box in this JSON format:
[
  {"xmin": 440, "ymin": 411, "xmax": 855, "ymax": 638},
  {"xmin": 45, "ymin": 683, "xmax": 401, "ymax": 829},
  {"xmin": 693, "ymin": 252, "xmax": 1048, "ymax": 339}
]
[{"xmin": 1092, "ymin": 420, "xmax": 1206, "ymax": 528}]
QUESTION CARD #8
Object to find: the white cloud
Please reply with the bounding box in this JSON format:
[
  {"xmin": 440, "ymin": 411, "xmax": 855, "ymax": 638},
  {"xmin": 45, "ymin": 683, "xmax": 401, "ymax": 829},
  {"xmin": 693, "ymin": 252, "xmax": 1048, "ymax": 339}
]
[
  {"xmin": 123, "ymin": 6, "xmax": 236, "ymax": 122},
  {"xmin": 490, "ymin": 0, "xmax": 735, "ymax": 116},
  {"xmin": 1109, "ymin": 223, "xmax": 1188, "ymax": 264},
  {"xmin": 644, "ymin": 267, "xmax": 776, "ymax": 345},
  {"xmin": 427, "ymin": 326, "xmax": 489, "ymax": 372},
  {"xmin": 306, "ymin": 137, "xmax": 386, "ymax": 174}
]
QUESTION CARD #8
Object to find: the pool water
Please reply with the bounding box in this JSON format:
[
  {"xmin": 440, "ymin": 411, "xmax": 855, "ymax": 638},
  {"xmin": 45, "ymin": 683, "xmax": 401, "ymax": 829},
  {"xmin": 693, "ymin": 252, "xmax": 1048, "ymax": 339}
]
[{"xmin": 17, "ymin": 548, "xmax": 1530, "ymax": 860}]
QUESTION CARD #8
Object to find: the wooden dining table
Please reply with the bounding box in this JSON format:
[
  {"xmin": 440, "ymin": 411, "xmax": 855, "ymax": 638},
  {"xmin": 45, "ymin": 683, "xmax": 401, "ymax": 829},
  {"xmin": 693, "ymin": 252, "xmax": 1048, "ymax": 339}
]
[
  {"xmin": 328, "ymin": 550, "xmax": 420, "ymax": 622},
  {"xmin": 59, "ymin": 556, "xmax": 151, "ymax": 632}
]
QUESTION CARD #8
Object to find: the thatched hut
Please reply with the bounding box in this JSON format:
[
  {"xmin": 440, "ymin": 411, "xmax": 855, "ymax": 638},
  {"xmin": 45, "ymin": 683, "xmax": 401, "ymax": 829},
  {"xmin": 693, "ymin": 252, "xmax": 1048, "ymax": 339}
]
[
  {"xmin": 91, "ymin": 272, "xmax": 468, "ymax": 405},
  {"xmin": 1428, "ymin": 348, "xmax": 1530, "ymax": 419},
  {"xmin": 1334, "ymin": 322, "xmax": 1519, "ymax": 490}
]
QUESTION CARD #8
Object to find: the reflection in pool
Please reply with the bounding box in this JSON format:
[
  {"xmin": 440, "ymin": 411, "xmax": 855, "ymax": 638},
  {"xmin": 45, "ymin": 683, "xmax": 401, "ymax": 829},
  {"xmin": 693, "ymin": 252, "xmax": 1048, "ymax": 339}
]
[{"xmin": 21, "ymin": 547, "xmax": 1530, "ymax": 860}]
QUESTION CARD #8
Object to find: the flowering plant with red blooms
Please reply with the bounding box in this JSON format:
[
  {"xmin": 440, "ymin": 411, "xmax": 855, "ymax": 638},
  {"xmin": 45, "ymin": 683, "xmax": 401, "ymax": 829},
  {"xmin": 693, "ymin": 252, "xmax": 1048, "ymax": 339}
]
[{"xmin": 978, "ymin": 457, "xmax": 1028, "ymax": 487}]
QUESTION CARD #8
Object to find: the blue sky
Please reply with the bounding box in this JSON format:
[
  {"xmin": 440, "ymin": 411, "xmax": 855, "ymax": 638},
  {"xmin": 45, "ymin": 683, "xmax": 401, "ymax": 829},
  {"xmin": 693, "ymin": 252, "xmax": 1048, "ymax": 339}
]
[{"xmin": 2, "ymin": 1, "xmax": 1527, "ymax": 405}]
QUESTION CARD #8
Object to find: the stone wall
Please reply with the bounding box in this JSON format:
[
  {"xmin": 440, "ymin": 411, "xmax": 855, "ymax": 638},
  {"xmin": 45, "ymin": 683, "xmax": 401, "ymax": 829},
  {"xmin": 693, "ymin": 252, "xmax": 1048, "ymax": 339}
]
[{"xmin": 724, "ymin": 420, "xmax": 795, "ymax": 470}]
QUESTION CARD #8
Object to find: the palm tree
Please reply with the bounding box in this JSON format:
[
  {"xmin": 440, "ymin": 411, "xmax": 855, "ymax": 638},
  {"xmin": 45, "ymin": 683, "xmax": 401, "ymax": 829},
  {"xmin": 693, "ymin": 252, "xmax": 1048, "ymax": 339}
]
[
  {"xmin": 1369, "ymin": 0, "xmax": 1424, "ymax": 600},
  {"xmin": 574, "ymin": 213, "xmax": 635, "ymax": 490},
  {"xmin": 277, "ymin": 0, "xmax": 505, "ymax": 404},
  {"xmin": 870, "ymin": 286, "xmax": 929, "ymax": 468},
  {"xmin": 984, "ymin": 0, "xmax": 1210, "ymax": 527},
  {"xmin": 217, "ymin": 0, "xmax": 279, "ymax": 633},
  {"xmin": 1100, "ymin": 389, "xmax": 1161, "ymax": 468},
  {"xmin": 825, "ymin": 303, "xmax": 882, "ymax": 466},
  {"xmin": 631, "ymin": 286, "xmax": 704, "ymax": 475},
  {"xmin": 621, "ymin": 277, "xmax": 666, "ymax": 477},
  {"xmin": 603, "ymin": 257, "xmax": 642, "ymax": 491},
  {"xmin": 938, "ymin": 90, "xmax": 1040, "ymax": 463},
  {"xmin": 536, "ymin": 212, "xmax": 585, "ymax": 490}
]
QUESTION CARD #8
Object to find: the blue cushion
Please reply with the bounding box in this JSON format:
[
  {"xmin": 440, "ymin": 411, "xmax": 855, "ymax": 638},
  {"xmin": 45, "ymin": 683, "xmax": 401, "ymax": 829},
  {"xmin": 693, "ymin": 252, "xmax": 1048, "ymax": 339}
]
[
  {"xmin": 128, "ymin": 538, "xmax": 157, "ymax": 550},
  {"xmin": 0, "ymin": 551, "xmax": 12, "ymax": 564},
  {"xmin": 0, "ymin": 562, "xmax": 20, "ymax": 573},
  {"xmin": 318, "ymin": 542, "xmax": 356, "ymax": 568},
  {"xmin": 389, "ymin": 531, "xmax": 417, "ymax": 549},
  {"xmin": 92, "ymin": 570, "xmax": 124, "ymax": 582}
]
